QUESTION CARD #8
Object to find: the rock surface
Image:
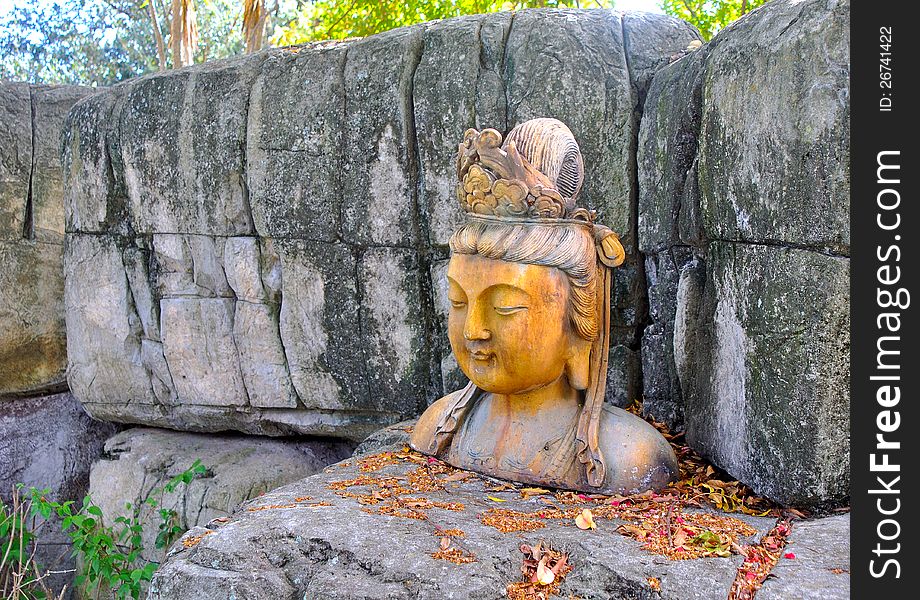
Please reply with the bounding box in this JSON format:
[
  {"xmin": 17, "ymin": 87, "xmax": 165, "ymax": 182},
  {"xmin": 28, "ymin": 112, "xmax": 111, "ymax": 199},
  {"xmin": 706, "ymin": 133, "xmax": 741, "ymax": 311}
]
[
  {"xmin": 62, "ymin": 9, "xmax": 696, "ymax": 439},
  {"xmin": 87, "ymin": 428, "xmax": 354, "ymax": 596},
  {"xmin": 0, "ymin": 82, "xmax": 93, "ymax": 396},
  {"xmin": 0, "ymin": 82, "xmax": 31, "ymax": 242},
  {"xmin": 149, "ymin": 437, "xmax": 846, "ymax": 600},
  {"xmin": 679, "ymin": 243, "xmax": 849, "ymax": 506},
  {"xmin": 759, "ymin": 514, "xmax": 850, "ymax": 600},
  {"xmin": 0, "ymin": 392, "xmax": 120, "ymax": 598},
  {"xmin": 636, "ymin": 0, "xmax": 849, "ymax": 506}
]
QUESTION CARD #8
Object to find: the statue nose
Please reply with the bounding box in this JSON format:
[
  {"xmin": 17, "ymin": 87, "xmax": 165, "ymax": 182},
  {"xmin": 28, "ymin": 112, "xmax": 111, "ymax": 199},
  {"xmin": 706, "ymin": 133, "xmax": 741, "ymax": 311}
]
[
  {"xmin": 463, "ymin": 328, "xmax": 491, "ymax": 341},
  {"xmin": 463, "ymin": 303, "xmax": 492, "ymax": 341}
]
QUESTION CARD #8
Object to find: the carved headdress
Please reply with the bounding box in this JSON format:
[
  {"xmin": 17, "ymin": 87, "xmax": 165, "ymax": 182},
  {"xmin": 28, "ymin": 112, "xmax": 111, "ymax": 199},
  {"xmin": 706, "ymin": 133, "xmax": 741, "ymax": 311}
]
[{"xmin": 425, "ymin": 117, "xmax": 627, "ymax": 489}]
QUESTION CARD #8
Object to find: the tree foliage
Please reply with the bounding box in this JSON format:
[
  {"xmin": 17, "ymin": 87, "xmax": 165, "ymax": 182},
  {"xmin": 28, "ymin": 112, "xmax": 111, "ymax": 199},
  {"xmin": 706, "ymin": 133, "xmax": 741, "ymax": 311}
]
[
  {"xmin": 271, "ymin": 0, "xmax": 613, "ymax": 46},
  {"xmin": 659, "ymin": 0, "xmax": 768, "ymax": 41},
  {"xmin": 0, "ymin": 0, "xmax": 250, "ymax": 85},
  {"xmin": 1, "ymin": 0, "xmax": 616, "ymax": 86}
]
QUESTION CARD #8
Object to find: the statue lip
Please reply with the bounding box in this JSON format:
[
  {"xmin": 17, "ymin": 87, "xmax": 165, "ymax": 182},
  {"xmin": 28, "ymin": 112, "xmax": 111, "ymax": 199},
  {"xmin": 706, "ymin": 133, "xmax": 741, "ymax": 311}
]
[{"xmin": 470, "ymin": 350, "xmax": 494, "ymax": 362}]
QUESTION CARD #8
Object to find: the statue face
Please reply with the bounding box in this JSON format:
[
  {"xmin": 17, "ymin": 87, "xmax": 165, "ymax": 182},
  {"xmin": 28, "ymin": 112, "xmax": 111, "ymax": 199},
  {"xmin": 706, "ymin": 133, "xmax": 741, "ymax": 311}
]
[{"xmin": 446, "ymin": 253, "xmax": 574, "ymax": 395}]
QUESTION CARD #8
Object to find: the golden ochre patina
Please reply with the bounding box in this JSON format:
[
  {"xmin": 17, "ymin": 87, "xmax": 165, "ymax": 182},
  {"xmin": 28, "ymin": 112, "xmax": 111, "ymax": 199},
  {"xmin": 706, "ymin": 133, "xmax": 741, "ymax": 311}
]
[{"xmin": 410, "ymin": 118, "xmax": 678, "ymax": 495}]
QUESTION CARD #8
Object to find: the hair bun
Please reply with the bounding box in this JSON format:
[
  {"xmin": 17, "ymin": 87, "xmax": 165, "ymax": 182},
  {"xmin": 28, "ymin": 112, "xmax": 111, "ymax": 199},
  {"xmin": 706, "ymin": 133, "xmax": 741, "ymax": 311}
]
[{"xmin": 504, "ymin": 118, "xmax": 584, "ymax": 201}]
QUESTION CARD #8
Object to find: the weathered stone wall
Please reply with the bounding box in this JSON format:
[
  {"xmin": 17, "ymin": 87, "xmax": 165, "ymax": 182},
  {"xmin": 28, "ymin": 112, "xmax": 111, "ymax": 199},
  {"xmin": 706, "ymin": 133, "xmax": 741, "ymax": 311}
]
[
  {"xmin": 2, "ymin": 81, "xmax": 117, "ymax": 598},
  {"xmin": 1, "ymin": 82, "xmax": 94, "ymax": 397},
  {"xmin": 637, "ymin": 0, "xmax": 849, "ymax": 506},
  {"xmin": 59, "ymin": 1, "xmax": 849, "ymax": 507},
  {"xmin": 62, "ymin": 9, "xmax": 698, "ymax": 441}
]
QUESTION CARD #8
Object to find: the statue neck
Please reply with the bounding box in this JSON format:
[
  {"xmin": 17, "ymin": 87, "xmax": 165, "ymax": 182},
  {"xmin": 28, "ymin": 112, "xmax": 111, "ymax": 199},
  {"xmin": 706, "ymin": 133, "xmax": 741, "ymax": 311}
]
[{"xmin": 488, "ymin": 375, "xmax": 581, "ymax": 420}]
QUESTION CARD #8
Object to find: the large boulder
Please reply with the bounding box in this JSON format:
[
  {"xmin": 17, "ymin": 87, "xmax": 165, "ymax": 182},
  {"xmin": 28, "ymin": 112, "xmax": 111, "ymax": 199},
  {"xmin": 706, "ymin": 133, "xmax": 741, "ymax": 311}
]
[
  {"xmin": 62, "ymin": 9, "xmax": 697, "ymax": 439},
  {"xmin": 0, "ymin": 239, "xmax": 67, "ymax": 396},
  {"xmin": 636, "ymin": 0, "xmax": 849, "ymax": 506},
  {"xmin": 148, "ymin": 438, "xmax": 847, "ymax": 600},
  {"xmin": 88, "ymin": 428, "xmax": 353, "ymax": 564},
  {"xmin": 0, "ymin": 82, "xmax": 93, "ymax": 396},
  {"xmin": 0, "ymin": 392, "xmax": 120, "ymax": 598},
  {"xmin": 678, "ymin": 243, "xmax": 849, "ymax": 506},
  {"xmin": 85, "ymin": 427, "xmax": 353, "ymax": 598}
]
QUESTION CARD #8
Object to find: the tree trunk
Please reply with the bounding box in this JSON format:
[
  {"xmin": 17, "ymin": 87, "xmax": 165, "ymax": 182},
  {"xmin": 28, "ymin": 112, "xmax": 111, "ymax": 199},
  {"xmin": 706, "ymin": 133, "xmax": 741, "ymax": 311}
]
[
  {"xmin": 243, "ymin": 0, "xmax": 267, "ymax": 53},
  {"xmin": 169, "ymin": 0, "xmax": 198, "ymax": 68},
  {"xmin": 148, "ymin": 0, "xmax": 167, "ymax": 70}
]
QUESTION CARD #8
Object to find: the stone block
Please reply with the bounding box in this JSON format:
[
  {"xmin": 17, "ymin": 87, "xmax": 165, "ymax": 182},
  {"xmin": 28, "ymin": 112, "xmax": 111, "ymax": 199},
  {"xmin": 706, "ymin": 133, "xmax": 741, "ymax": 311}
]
[
  {"xmin": 233, "ymin": 300, "xmax": 298, "ymax": 409},
  {"xmin": 29, "ymin": 84, "xmax": 94, "ymax": 243},
  {"xmin": 637, "ymin": 48, "xmax": 707, "ymax": 253},
  {"xmin": 119, "ymin": 56, "xmax": 263, "ymax": 236},
  {"xmin": 359, "ymin": 247, "xmax": 431, "ymax": 414},
  {"xmin": 65, "ymin": 234, "xmax": 156, "ymax": 406},
  {"xmin": 414, "ymin": 14, "xmax": 511, "ymax": 247},
  {"xmin": 88, "ymin": 427, "xmax": 353, "ymax": 597},
  {"xmin": 0, "ymin": 240, "xmax": 67, "ymax": 396},
  {"xmin": 161, "ymin": 298, "xmax": 248, "ymax": 407},
  {"xmin": 62, "ymin": 88, "xmax": 121, "ymax": 234},
  {"xmin": 623, "ymin": 11, "xmax": 702, "ymax": 99},
  {"xmin": 274, "ymin": 239, "xmax": 363, "ymax": 411},
  {"xmin": 697, "ymin": 0, "xmax": 850, "ymax": 250},
  {"xmin": 505, "ymin": 9, "xmax": 633, "ymax": 237},
  {"xmin": 246, "ymin": 45, "xmax": 346, "ymax": 241},
  {"xmin": 0, "ymin": 82, "xmax": 31, "ymax": 241},
  {"xmin": 758, "ymin": 514, "xmax": 850, "ymax": 599},
  {"xmin": 679, "ymin": 242, "xmax": 849, "ymax": 506},
  {"xmin": 342, "ymin": 27, "xmax": 423, "ymax": 247},
  {"xmin": 223, "ymin": 236, "xmax": 267, "ymax": 303},
  {"xmin": 152, "ymin": 233, "xmax": 232, "ymax": 298}
]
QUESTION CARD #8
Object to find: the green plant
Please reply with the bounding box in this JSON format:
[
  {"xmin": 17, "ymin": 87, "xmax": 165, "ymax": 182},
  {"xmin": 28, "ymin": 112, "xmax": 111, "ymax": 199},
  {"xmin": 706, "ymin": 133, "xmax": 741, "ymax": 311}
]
[
  {"xmin": 1, "ymin": 485, "xmax": 66, "ymax": 600},
  {"xmin": 29, "ymin": 459, "xmax": 207, "ymax": 600}
]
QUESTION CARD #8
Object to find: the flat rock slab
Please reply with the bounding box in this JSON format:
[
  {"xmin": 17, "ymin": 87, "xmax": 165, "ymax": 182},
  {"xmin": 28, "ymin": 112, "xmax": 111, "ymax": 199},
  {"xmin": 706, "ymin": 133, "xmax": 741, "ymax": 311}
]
[
  {"xmin": 151, "ymin": 436, "xmax": 795, "ymax": 600},
  {"xmin": 759, "ymin": 514, "xmax": 850, "ymax": 600}
]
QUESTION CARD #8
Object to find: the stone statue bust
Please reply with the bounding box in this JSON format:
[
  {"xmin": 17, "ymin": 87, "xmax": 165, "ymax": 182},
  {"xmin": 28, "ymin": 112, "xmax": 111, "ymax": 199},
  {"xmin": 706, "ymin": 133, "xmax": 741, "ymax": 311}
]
[{"xmin": 410, "ymin": 118, "xmax": 678, "ymax": 495}]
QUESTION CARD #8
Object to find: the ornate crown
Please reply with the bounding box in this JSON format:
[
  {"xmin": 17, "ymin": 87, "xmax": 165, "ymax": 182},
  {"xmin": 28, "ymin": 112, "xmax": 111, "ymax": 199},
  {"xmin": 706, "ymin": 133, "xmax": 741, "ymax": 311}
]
[{"xmin": 456, "ymin": 118, "xmax": 594, "ymax": 222}]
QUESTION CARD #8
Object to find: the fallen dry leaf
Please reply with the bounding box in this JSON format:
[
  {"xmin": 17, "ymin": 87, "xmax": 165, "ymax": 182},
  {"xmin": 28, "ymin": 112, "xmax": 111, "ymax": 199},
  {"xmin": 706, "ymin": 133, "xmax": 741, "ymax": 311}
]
[
  {"xmin": 728, "ymin": 519, "xmax": 793, "ymax": 600},
  {"xmin": 431, "ymin": 547, "xmax": 477, "ymax": 564},
  {"xmin": 536, "ymin": 557, "xmax": 555, "ymax": 585},
  {"xmin": 519, "ymin": 487, "xmax": 551, "ymax": 499},
  {"xmin": 507, "ymin": 542, "xmax": 573, "ymax": 600},
  {"xmin": 575, "ymin": 508, "xmax": 597, "ymax": 530}
]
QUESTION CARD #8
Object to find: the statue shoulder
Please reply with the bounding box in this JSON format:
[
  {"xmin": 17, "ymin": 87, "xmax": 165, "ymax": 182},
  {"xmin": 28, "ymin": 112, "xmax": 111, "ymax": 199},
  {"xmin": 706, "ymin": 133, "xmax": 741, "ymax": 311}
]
[
  {"xmin": 409, "ymin": 387, "xmax": 468, "ymax": 454},
  {"xmin": 595, "ymin": 406, "xmax": 679, "ymax": 495}
]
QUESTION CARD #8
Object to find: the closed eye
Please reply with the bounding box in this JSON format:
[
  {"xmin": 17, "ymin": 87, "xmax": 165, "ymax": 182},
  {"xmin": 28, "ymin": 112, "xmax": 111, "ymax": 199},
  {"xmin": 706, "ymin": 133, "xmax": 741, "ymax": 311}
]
[
  {"xmin": 450, "ymin": 300, "xmax": 467, "ymax": 309},
  {"xmin": 494, "ymin": 305, "xmax": 528, "ymax": 316}
]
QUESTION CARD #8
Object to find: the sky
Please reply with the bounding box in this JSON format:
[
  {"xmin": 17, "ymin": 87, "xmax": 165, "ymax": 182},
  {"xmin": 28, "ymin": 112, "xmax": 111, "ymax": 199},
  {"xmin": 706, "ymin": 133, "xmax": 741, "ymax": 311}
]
[{"xmin": 0, "ymin": 0, "xmax": 665, "ymax": 20}]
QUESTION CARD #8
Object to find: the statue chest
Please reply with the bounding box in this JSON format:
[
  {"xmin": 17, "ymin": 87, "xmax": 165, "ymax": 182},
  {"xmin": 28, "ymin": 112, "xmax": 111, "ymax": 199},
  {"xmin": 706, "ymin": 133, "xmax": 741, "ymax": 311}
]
[{"xmin": 445, "ymin": 396, "xmax": 578, "ymax": 482}]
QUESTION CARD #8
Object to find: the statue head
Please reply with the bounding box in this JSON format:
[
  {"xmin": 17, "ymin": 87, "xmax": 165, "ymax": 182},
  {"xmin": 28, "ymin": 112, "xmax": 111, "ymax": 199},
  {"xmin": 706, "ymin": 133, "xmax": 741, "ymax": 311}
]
[
  {"xmin": 447, "ymin": 221, "xmax": 597, "ymax": 394},
  {"xmin": 436, "ymin": 118, "xmax": 626, "ymax": 486}
]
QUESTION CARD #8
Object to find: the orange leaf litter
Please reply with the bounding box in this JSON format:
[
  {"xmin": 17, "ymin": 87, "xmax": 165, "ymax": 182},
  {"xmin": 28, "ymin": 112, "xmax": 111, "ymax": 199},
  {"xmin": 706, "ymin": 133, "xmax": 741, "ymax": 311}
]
[
  {"xmin": 181, "ymin": 530, "xmax": 213, "ymax": 548},
  {"xmin": 728, "ymin": 519, "xmax": 793, "ymax": 600},
  {"xmin": 328, "ymin": 405, "xmax": 797, "ymax": 597}
]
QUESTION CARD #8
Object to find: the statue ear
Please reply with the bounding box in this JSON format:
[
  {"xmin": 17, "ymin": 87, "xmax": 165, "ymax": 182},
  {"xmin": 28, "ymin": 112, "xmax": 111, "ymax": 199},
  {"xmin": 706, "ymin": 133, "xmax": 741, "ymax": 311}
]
[{"xmin": 565, "ymin": 338, "xmax": 592, "ymax": 391}]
